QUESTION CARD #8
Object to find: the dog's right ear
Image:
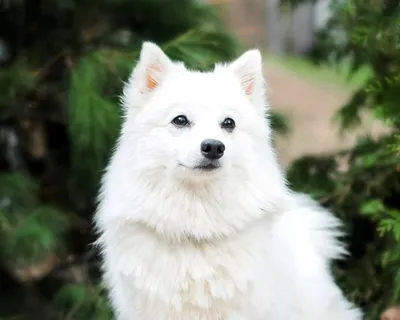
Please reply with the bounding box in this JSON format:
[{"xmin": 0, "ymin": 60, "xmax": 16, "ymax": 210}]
[
  {"xmin": 134, "ymin": 42, "xmax": 172, "ymax": 94},
  {"xmin": 122, "ymin": 42, "xmax": 172, "ymax": 113},
  {"xmin": 123, "ymin": 42, "xmax": 172, "ymax": 110}
]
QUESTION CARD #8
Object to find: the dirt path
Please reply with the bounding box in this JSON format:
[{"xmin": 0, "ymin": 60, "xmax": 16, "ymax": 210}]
[{"xmin": 264, "ymin": 65, "xmax": 384, "ymax": 167}]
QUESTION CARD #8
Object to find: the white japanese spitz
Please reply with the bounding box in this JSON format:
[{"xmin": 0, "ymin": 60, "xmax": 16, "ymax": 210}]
[{"xmin": 94, "ymin": 42, "xmax": 362, "ymax": 320}]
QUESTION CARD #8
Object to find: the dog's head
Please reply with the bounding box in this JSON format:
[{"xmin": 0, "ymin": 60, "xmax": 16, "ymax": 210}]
[
  {"xmin": 98, "ymin": 42, "xmax": 288, "ymax": 241},
  {"xmin": 120, "ymin": 42, "xmax": 277, "ymax": 182}
]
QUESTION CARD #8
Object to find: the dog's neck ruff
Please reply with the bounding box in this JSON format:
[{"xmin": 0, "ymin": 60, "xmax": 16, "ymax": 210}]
[
  {"xmin": 97, "ymin": 159, "xmax": 289, "ymax": 245},
  {"xmin": 133, "ymin": 211, "xmax": 274, "ymax": 246}
]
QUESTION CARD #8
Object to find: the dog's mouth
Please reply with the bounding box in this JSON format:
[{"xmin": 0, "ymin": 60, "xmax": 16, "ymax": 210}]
[
  {"xmin": 193, "ymin": 162, "xmax": 221, "ymax": 171},
  {"xmin": 179, "ymin": 160, "xmax": 221, "ymax": 172}
]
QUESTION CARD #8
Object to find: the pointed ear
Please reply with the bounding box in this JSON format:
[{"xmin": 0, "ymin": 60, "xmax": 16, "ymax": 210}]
[
  {"xmin": 133, "ymin": 42, "xmax": 172, "ymax": 95},
  {"xmin": 228, "ymin": 49, "xmax": 263, "ymax": 96}
]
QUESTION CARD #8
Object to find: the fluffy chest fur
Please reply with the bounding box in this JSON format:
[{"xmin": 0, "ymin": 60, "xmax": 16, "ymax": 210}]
[{"xmin": 101, "ymin": 220, "xmax": 271, "ymax": 320}]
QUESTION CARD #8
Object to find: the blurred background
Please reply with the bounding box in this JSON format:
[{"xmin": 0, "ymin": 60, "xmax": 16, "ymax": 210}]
[{"xmin": 0, "ymin": 0, "xmax": 398, "ymax": 319}]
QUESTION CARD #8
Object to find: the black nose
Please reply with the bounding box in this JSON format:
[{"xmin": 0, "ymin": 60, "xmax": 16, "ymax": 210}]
[{"xmin": 201, "ymin": 139, "xmax": 225, "ymax": 160}]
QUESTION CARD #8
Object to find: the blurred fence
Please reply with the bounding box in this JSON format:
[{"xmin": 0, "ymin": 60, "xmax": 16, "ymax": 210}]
[{"xmin": 206, "ymin": 0, "xmax": 332, "ymax": 54}]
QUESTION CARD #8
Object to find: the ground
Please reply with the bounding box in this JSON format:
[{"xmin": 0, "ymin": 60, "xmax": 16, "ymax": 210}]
[{"xmin": 263, "ymin": 56, "xmax": 386, "ymax": 166}]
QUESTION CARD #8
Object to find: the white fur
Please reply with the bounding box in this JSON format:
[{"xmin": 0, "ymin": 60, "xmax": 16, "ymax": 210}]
[{"xmin": 94, "ymin": 42, "xmax": 362, "ymax": 320}]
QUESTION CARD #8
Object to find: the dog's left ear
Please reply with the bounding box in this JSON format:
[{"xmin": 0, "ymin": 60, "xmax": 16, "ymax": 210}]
[{"xmin": 228, "ymin": 49, "xmax": 264, "ymax": 97}]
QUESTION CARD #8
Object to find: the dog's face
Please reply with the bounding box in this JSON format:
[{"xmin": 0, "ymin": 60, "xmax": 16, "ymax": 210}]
[
  {"xmin": 120, "ymin": 42, "xmax": 273, "ymax": 182},
  {"xmin": 99, "ymin": 43, "xmax": 287, "ymax": 241}
]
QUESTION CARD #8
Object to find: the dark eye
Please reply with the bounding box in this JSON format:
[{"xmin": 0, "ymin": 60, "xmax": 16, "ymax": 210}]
[
  {"xmin": 221, "ymin": 117, "xmax": 235, "ymax": 131},
  {"xmin": 172, "ymin": 115, "xmax": 189, "ymax": 127}
]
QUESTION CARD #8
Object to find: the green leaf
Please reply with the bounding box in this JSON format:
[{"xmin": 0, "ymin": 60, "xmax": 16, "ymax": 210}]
[{"xmin": 360, "ymin": 199, "xmax": 385, "ymax": 216}]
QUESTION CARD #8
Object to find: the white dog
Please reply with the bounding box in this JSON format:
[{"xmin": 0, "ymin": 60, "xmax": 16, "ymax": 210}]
[{"xmin": 94, "ymin": 42, "xmax": 362, "ymax": 320}]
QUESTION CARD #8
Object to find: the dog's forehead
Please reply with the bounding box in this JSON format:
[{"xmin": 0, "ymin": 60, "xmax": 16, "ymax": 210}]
[{"xmin": 166, "ymin": 69, "xmax": 244, "ymax": 105}]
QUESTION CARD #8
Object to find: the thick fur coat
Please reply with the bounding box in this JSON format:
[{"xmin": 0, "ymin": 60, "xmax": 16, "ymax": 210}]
[{"xmin": 94, "ymin": 42, "xmax": 363, "ymax": 320}]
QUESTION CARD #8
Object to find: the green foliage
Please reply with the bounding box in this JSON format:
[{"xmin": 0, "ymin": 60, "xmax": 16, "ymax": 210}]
[
  {"xmin": 0, "ymin": 58, "xmax": 39, "ymax": 110},
  {"xmin": 67, "ymin": 50, "xmax": 127, "ymax": 201},
  {"xmin": 0, "ymin": 174, "xmax": 69, "ymax": 268},
  {"xmin": 52, "ymin": 284, "xmax": 113, "ymax": 320},
  {"xmin": 289, "ymin": 136, "xmax": 400, "ymax": 317},
  {"xmin": 285, "ymin": 0, "xmax": 400, "ymax": 318}
]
